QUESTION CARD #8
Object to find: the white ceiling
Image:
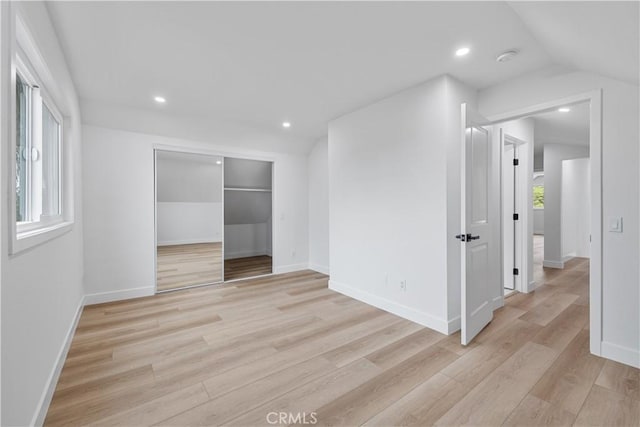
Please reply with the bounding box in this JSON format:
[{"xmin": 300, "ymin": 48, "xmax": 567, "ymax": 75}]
[
  {"xmin": 46, "ymin": 1, "xmax": 638, "ymax": 150},
  {"xmin": 509, "ymin": 1, "xmax": 639, "ymax": 86},
  {"xmin": 532, "ymin": 101, "xmax": 590, "ymax": 147}
]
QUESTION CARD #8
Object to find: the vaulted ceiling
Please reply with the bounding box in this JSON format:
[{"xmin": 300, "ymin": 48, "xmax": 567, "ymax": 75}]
[{"xmin": 46, "ymin": 1, "xmax": 638, "ymax": 152}]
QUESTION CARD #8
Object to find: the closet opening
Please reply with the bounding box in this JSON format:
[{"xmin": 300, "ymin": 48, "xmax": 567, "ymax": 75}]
[{"xmin": 223, "ymin": 157, "xmax": 273, "ymax": 281}]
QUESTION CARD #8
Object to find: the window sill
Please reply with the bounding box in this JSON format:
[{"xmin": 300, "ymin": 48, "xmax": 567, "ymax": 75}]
[
  {"xmin": 11, "ymin": 220, "xmax": 74, "ymax": 255},
  {"xmin": 533, "ymin": 207, "xmax": 545, "ymax": 211}
]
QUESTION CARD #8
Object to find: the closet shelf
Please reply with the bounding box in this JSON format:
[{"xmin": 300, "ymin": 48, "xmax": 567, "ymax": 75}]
[{"xmin": 224, "ymin": 187, "xmax": 272, "ymax": 192}]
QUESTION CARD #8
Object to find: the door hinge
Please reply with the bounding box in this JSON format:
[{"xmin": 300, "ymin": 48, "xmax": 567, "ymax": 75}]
[
  {"xmin": 513, "ymin": 159, "xmax": 519, "ymax": 166},
  {"xmin": 513, "ymin": 268, "xmax": 519, "ymax": 276},
  {"xmin": 513, "ymin": 213, "xmax": 519, "ymax": 220}
]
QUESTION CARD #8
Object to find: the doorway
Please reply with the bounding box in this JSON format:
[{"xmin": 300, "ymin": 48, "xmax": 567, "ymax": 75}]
[
  {"xmin": 502, "ymin": 134, "xmax": 526, "ymax": 295},
  {"xmin": 460, "ymin": 91, "xmax": 602, "ymax": 354},
  {"xmin": 223, "ymin": 157, "xmax": 274, "ymax": 281}
]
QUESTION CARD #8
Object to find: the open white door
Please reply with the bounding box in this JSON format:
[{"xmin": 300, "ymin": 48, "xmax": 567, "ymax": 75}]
[{"xmin": 460, "ymin": 104, "xmax": 494, "ymax": 345}]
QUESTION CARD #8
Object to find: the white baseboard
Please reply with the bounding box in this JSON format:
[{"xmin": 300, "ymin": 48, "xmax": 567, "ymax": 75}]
[
  {"xmin": 31, "ymin": 295, "xmax": 85, "ymax": 426},
  {"xmin": 274, "ymin": 263, "xmax": 309, "ymax": 274},
  {"xmin": 543, "ymin": 259, "xmax": 564, "ymax": 269},
  {"xmin": 328, "ymin": 279, "xmax": 449, "ymax": 334},
  {"xmin": 447, "ymin": 316, "xmax": 461, "ymax": 334},
  {"xmin": 224, "ymin": 249, "xmax": 269, "ymax": 260},
  {"xmin": 84, "ymin": 286, "xmax": 155, "ymax": 305},
  {"xmin": 525, "ymin": 280, "xmax": 538, "ymax": 293},
  {"xmin": 562, "ymin": 254, "xmax": 575, "ymax": 263},
  {"xmin": 157, "ymin": 238, "xmax": 221, "ymax": 246},
  {"xmin": 493, "ymin": 295, "xmax": 504, "ymax": 310},
  {"xmin": 308, "ymin": 263, "xmax": 329, "ymax": 275},
  {"xmin": 601, "ymin": 341, "xmax": 640, "ymax": 369}
]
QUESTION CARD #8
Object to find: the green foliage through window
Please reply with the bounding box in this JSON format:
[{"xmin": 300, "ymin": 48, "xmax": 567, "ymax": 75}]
[{"xmin": 533, "ymin": 185, "xmax": 544, "ymax": 208}]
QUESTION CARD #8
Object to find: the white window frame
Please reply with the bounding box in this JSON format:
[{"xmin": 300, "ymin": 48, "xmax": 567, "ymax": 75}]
[{"xmin": 9, "ymin": 12, "xmax": 73, "ymax": 254}]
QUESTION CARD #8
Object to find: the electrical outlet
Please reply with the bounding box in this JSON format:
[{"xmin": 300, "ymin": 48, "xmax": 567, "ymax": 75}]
[
  {"xmin": 292, "ymin": 250, "xmax": 296, "ymax": 259},
  {"xmin": 400, "ymin": 280, "xmax": 407, "ymax": 291}
]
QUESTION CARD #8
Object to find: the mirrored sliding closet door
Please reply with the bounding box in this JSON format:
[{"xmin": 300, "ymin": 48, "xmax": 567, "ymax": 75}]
[{"xmin": 155, "ymin": 150, "xmax": 224, "ymax": 292}]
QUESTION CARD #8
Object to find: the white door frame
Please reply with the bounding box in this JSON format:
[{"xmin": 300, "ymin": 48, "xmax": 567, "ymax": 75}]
[
  {"xmin": 486, "ymin": 89, "xmax": 602, "ymax": 357},
  {"xmin": 501, "ymin": 133, "xmax": 528, "ymax": 294}
]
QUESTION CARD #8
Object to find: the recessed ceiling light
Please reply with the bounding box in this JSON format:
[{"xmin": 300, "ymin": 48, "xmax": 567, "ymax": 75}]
[
  {"xmin": 455, "ymin": 47, "xmax": 470, "ymax": 57},
  {"xmin": 154, "ymin": 96, "xmax": 166, "ymax": 104},
  {"xmin": 282, "ymin": 122, "xmax": 291, "ymax": 128},
  {"xmin": 558, "ymin": 107, "xmax": 571, "ymax": 113},
  {"xmin": 496, "ymin": 50, "xmax": 519, "ymax": 62},
  {"xmin": 216, "ymin": 160, "xmax": 222, "ymax": 165}
]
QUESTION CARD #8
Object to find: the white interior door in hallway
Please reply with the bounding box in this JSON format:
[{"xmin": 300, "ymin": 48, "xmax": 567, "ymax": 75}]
[{"xmin": 460, "ymin": 104, "xmax": 495, "ymax": 345}]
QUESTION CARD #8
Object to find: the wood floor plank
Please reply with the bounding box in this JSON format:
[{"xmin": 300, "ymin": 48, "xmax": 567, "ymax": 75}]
[
  {"xmin": 362, "ymin": 373, "xmax": 457, "ymax": 427},
  {"xmin": 530, "ymin": 329, "xmax": 605, "ymax": 415},
  {"xmin": 573, "ymin": 384, "xmax": 640, "ymax": 426},
  {"xmin": 518, "ymin": 292, "xmax": 579, "ymax": 326},
  {"xmin": 226, "ymin": 358, "xmax": 382, "ymax": 426},
  {"xmin": 311, "ymin": 345, "xmax": 459, "ymax": 426},
  {"xmin": 439, "ymin": 319, "xmax": 542, "ymax": 390},
  {"xmin": 531, "ymin": 303, "xmax": 588, "ymax": 352},
  {"xmin": 87, "ymin": 383, "xmax": 210, "ymax": 426},
  {"xmin": 595, "ymin": 359, "xmax": 640, "ymax": 400},
  {"xmin": 364, "ymin": 327, "xmax": 446, "ymax": 370},
  {"xmin": 433, "ymin": 342, "xmax": 558, "ymax": 426},
  {"xmin": 157, "ymin": 357, "xmax": 335, "ymax": 426},
  {"xmin": 320, "ymin": 319, "xmax": 422, "ymax": 368},
  {"xmin": 503, "ymin": 394, "xmax": 576, "ymax": 426}
]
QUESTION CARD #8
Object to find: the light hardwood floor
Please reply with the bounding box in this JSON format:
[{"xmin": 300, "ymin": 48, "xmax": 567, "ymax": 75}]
[
  {"xmin": 157, "ymin": 243, "xmax": 223, "ymax": 291},
  {"xmin": 224, "ymin": 255, "xmax": 272, "ymax": 281},
  {"xmin": 45, "ymin": 262, "xmax": 639, "ymax": 426}
]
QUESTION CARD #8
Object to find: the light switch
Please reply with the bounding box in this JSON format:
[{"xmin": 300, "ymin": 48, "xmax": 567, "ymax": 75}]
[{"xmin": 608, "ymin": 217, "xmax": 623, "ymax": 233}]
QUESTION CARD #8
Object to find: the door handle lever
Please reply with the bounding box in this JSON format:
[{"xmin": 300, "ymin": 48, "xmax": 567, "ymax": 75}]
[{"xmin": 455, "ymin": 234, "xmax": 480, "ymax": 242}]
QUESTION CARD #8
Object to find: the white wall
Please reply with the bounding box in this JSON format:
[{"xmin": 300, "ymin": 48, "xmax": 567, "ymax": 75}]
[
  {"xmin": 533, "ymin": 209, "xmax": 544, "ymax": 235},
  {"xmin": 329, "ymin": 75, "xmax": 476, "ymax": 334},
  {"xmin": 562, "ymin": 158, "xmax": 591, "ymax": 259},
  {"xmin": 543, "ymin": 143, "xmax": 590, "ymax": 266},
  {"xmin": 82, "ymin": 125, "xmax": 309, "ymax": 300},
  {"xmin": 0, "ymin": 2, "xmax": 84, "ymax": 425},
  {"xmin": 479, "ymin": 68, "xmax": 639, "ymax": 367},
  {"xmin": 307, "ymin": 137, "xmax": 329, "ymax": 274}
]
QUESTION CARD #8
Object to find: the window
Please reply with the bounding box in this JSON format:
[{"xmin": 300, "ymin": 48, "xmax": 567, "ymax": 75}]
[
  {"xmin": 533, "ymin": 185, "xmax": 544, "ymax": 208},
  {"xmin": 15, "ymin": 67, "xmax": 63, "ymax": 232},
  {"xmin": 10, "ymin": 16, "xmax": 71, "ymax": 254}
]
